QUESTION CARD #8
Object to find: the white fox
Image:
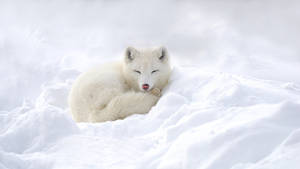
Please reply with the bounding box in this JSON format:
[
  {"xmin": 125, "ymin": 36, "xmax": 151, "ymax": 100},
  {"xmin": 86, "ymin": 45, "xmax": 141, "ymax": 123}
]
[{"xmin": 68, "ymin": 46, "xmax": 172, "ymax": 122}]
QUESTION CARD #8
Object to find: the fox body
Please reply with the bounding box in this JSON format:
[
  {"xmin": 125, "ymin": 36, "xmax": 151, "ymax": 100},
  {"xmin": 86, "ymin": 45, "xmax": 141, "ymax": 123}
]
[{"xmin": 68, "ymin": 46, "xmax": 172, "ymax": 122}]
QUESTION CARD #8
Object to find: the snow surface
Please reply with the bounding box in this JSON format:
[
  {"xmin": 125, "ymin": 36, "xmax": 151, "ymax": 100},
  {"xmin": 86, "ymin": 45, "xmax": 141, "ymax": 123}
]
[
  {"xmin": 1, "ymin": 66, "xmax": 300, "ymax": 169},
  {"xmin": 1, "ymin": 0, "xmax": 300, "ymax": 169}
]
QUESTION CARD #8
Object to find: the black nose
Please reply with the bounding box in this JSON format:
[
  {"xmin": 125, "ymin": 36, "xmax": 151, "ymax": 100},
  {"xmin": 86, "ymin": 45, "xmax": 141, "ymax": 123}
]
[{"xmin": 142, "ymin": 84, "xmax": 149, "ymax": 90}]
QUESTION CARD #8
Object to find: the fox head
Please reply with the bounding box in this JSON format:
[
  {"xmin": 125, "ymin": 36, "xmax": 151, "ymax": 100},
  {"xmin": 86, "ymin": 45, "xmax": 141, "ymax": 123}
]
[{"xmin": 122, "ymin": 46, "xmax": 172, "ymax": 92}]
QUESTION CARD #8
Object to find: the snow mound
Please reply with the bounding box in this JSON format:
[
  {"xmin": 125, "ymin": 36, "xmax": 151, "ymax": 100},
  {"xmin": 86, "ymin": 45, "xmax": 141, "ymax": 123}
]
[{"xmin": 1, "ymin": 66, "xmax": 300, "ymax": 169}]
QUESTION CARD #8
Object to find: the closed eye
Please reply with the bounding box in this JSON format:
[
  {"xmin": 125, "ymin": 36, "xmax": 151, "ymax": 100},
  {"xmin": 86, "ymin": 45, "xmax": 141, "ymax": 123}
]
[
  {"xmin": 134, "ymin": 70, "xmax": 141, "ymax": 74},
  {"xmin": 151, "ymin": 70, "xmax": 159, "ymax": 74}
]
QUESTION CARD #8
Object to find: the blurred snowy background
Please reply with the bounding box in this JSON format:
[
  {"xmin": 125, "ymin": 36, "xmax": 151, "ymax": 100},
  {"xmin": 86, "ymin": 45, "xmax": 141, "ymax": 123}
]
[
  {"xmin": 1, "ymin": 0, "xmax": 300, "ymax": 110},
  {"xmin": 1, "ymin": 1, "xmax": 300, "ymax": 169}
]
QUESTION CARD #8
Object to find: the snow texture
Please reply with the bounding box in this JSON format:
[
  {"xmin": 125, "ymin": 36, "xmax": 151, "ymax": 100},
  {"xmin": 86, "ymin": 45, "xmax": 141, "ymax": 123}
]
[{"xmin": 1, "ymin": 0, "xmax": 300, "ymax": 169}]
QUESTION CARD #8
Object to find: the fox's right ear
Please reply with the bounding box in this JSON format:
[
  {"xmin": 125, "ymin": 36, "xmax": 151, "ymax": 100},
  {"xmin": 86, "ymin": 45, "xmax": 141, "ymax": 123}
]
[
  {"xmin": 125, "ymin": 46, "xmax": 137, "ymax": 63},
  {"xmin": 158, "ymin": 46, "xmax": 168, "ymax": 62}
]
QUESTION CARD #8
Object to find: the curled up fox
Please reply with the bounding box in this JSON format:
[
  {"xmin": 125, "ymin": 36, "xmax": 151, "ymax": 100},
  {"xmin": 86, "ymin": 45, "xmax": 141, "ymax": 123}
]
[{"xmin": 68, "ymin": 46, "xmax": 172, "ymax": 122}]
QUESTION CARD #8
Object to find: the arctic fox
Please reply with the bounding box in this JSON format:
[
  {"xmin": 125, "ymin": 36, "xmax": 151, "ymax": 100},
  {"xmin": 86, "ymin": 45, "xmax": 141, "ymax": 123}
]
[{"xmin": 68, "ymin": 46, "xmax": 172, "ymax": 122}]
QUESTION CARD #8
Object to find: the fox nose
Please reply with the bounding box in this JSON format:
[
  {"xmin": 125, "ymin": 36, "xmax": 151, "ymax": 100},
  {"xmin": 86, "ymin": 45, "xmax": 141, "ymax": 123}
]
[{"xmin": 142, "ymin": 84, "xmax": 149, "ymax": 90}]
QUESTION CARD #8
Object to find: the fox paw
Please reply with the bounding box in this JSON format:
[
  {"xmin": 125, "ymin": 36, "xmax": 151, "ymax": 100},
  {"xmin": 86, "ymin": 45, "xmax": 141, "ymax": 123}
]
[{"xmin": 150, "ymin": 88, "xmax": 161, "ymax": 97}]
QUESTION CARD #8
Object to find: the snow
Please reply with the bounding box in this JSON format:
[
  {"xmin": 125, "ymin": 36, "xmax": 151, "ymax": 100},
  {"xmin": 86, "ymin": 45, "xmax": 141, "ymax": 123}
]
[
  {"xmin": 1, "ymin": 0, "xmax": 300, "ymax": 169},
  {"xmin": 1, "ymin": 67, "xmax": 300, "ymax": 169}
]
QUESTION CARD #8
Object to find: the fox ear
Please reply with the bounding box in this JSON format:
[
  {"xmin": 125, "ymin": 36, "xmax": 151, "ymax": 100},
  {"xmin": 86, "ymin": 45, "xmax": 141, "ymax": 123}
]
[
  {"xmin": 125, "ymin": 46, "xmax": 137, "ymax": 62},
  {"xmin": 158, "ymin": 46, "xmax": 168, "ymax": 62}
]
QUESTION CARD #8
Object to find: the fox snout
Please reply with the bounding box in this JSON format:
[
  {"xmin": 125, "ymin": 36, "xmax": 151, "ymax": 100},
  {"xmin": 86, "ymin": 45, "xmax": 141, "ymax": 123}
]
[{"xmin": 142, "ymin": 84, "xmax": 150, "ymax": 90}]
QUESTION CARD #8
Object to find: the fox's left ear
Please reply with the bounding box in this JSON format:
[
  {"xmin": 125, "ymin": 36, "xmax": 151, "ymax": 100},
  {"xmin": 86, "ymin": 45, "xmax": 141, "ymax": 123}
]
[
  {"xmin": 125, "ymin": 46, "xmax": 138, "ymax": 63},
  {"xmin": 158, "ymin": 46, "xmax": 168, "ymax": 62}
]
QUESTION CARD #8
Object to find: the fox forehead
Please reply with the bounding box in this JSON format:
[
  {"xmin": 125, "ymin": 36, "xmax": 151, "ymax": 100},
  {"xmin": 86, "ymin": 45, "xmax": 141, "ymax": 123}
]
[
  {"xmin": 135, "ymin": 48, "xmax": 160, "ymax": 59},
  {"xmin": 129, "ymin": 49, "xmax": 162, "ymax": 69},
  {"xmin": 130, "ymin": 57, "xmax": 160, "ymax": 71}
]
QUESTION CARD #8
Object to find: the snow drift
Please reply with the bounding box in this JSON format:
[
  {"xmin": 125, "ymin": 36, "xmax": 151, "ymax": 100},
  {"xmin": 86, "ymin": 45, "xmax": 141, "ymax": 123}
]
[{"xmin": 1, "ymin": 66, "xmax": 300, "ymax": 169}]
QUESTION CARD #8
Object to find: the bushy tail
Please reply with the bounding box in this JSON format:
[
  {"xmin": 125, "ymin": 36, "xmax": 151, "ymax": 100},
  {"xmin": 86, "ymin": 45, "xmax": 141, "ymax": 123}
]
[{"xmin": 90, "ymin": 91, "xmax": 159, "ymax": 122}]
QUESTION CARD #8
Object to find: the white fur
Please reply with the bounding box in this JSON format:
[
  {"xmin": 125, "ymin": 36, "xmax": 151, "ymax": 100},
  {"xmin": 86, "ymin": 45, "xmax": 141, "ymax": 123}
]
[{"xmin": 68, "ymin": 46, "xmax": 172, "ymax": 122}]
